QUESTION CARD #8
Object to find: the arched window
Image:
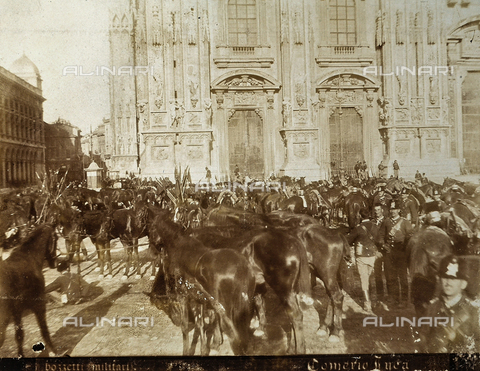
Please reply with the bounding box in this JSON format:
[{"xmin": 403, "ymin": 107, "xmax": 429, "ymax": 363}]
[
  {"xmin": 329, "ymin": 0, "xmax": 356, "ymax": 45},
  {"xmin": 228, "ymin": 0, "xmax": 257, "ymax": 46}
]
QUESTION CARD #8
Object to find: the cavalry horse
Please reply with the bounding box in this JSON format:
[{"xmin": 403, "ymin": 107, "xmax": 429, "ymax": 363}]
[
  {"xmin": 266, "ymin": 211, "xmax": 351, "ymax": 343},
  {"xmin": 148, "ymin": 212, "xmax": 256, "ymax": 355},
  {"xmin": 97, "ymin": 202, "xmax": 151, "ymax": 279},
  {"xmin": 407, "ymin": 226, "xmax": 453, "ymax": 317},
  {"xmin": 0, "ymin": 224, "xmax": 59, "ymax": 357},
  {"xmin": 188, "ymin": 223, "xmax": 313, "ymax": 353}
]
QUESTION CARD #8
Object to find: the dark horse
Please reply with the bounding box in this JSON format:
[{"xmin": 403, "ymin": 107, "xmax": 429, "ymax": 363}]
[
  {"xmin": 266, "ymin": 211, "xmax": 350, "ymax": 342},
  {"xmin": 97, "ymin": 202, "xmax": 151, "ymax": 279},
  {"xmin": 407, "ymin": 226, "xmax": 453, "ymax": 317},
  {"xmin": 0, "ymin": 224, "xmax": 58, "ymax": 357},
  {"xmin": 188, "ymin": 223, "xmax": 313, "ymax": 353},
  {"xmin": 148, "ymin": 212, "xmax": 256, "ymax": 355}
]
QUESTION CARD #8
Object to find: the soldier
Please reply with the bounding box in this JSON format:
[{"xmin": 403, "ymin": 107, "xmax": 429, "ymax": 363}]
[
  {"xmin": 400, "ymin": 188, "xmax": 419, "ymax": 227},
  {"xmin": 347, "ymin": 208, "xmax": 381, "ymax": 313},
  {"xmin": 420, "ymin": 255, "xmax": 480, "ymax": 353},
  {"xmin": 372, "ymin": 204, "xmax": 389, "ymax": 311},
  {"xmin": 382, "ymin": 199, "xmax": 414, "ymax": 308}
]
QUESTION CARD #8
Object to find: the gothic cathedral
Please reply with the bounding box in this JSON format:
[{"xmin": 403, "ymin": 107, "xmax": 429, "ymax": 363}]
[{"xmin": 107, "ymin": 0, "xmax": 480, "ymax": 181}]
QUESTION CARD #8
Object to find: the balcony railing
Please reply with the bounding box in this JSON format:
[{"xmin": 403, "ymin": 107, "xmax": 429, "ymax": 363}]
[
  {"xmin": 232, "ymin": 46, "xmax": 255, "ymax": 55},
  {"xmin": 333, "ymin": 46, "xmax": 355, "ymax": 54}
]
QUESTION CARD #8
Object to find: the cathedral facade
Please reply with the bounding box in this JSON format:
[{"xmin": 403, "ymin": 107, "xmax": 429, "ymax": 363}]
[{"xmin": 107, "ymin": 0, "xmax": 480, "ymax": 182}]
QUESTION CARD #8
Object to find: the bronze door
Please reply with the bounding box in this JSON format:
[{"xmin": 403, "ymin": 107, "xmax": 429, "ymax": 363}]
[
  {"xmin": 228, "ymin": 110, "xmax": 264, "ymax": 179},
  {"xmin": 329, "ymin": 107, "xmax": 363, "ymax": 176},
  {"xmin": 462, "ymin": 72, "xmax": 480, "ymax": 173}
]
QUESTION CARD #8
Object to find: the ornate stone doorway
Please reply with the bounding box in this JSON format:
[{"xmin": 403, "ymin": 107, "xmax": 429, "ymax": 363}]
[
  {"xmin": 228, "ymin": 110, "xmax": 264, "ymax": 178},
  {"xmin": 329, "ymin": 107, "xmax": 363, "ymax": 176}
]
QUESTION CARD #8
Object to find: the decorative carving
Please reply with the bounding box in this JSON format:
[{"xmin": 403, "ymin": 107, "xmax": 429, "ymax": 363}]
[
  {"xmin": 153, "ymin": 74, "xmax": 163, "ymax": 109},
  {"xmin": 266, "ymin": 91, "xmax": 275, "ymax": 109},
  {"xmin": 410, "ymin": 98, "xmax": 424, "ymax": 126},
  {"xmin": 323, "ymin": 74, "xmax": 366, "ymax": 87},
  {"xmin": 225, "ymin": 75, "xmax": 263, "ymax": 87},
  {"xmin": 442, "ymin": 96, "xmax": 450, "ymax": 125},
  {"xmin": 136, "ymin": 100, "xmax": 148, "ymax": 129},
  {"xmin": 428, "ymin": 108, "xmax": 440, "ymax": 120},
  {"xmin": 395, "ymin": 140, "xmax": 410, "ymax": 155},
  {"xmin": 294, "ymin": 110, "xmax": 308, "ymax": 124},
  {"xmin": 185, "ymin": 8, "xmax": 197, "ymax": 45},
  {"xmin": 227, "ymin": 109, "xmax": 236, "ymax": 122},
  {"xmin": 216, "ymin": 92, "xmax": 224, "ymax": 109},
  {"xmin": 202, "ymin": 9, "xmax": 210, "ymax": 43},
  {"xmin": 396, "ymin": 75, "xmax": 406, "ymax": 106},
  {"xmin": 235, "ymin": 92, "xmax": 257, "ymax": 105},
  {"xmin": 204, "ymin": 99, "xmax": 212, "ymax": 126},
  {"xmin": 311, "ymin": 97, "xmax": 320, "ymax": 124},
  {"xmin": 429, "ymin": 77, "xmax": 438, "ymax": 105},
  {"xmin": 366, "ymin": 90, "xmax": 375, "ymax": 107},
  {"xmin": 295, "ymin": 83, "xmax": 305, "ymax": 107},
  {"xmin": 329, "ymin": 107, "xmax": 337, "ymax": 117},
  {"xmin": 427, "ymin": 9, "xmax": 435, "ymax": 45},
  {"xmin": 293, "ymin": 11, "xmax": 303, "ymax": 45},
  {"xmin": 396, "ymin": 108, "xmax": 409, "ymax": 121},
  {"xmin": 318, "ymin": 90, "xmax": 327, "ymax": 108},
  {"xmin": 152, "ymin": 6, "xmax": 162, "ymax": 46},
  {"xmin": 254, "ymin": 108, "xmax": 263, "ymax": 121},
  {"xmin": 293, "ymin": 143, "xmax": 309, "ymax": 159},
  {"xmin": 376, "ymin": 11, "xmax": 385, "ymax": 47},
  {"xmin": 187, "ymin": 146, "xmax": 203, "ymax": 159},
  {"xmin": 152, "ymin": 146, "xmax": 169, "ymax": 160},
  {"xmin": 189, "ymin": 79, "xmax": 199, "ymax": 108},
  {"xmin": 282, "ymin": 99, "xmax": 292, "ymax": 127},
  {"xmin": 170, "ymin": 100, "xmax": 185, "ymax": 128},
  {"xmin": 354, "ymin": 106, "xmax": 364, "ymax": 118},
  {"xmin": 281, "ymin": 11, "xmax": 289, "ymax": 44},
  {"xmin": 396, "ymin": 10, "xmax": 405, "ymax": 45},
  {"xmin": 426, "ymin": 139, "xmax": 441, "ymax": 154},
  {"xmin": 378, "ymin": 97, "xmax": 392, "ymax": 126}
]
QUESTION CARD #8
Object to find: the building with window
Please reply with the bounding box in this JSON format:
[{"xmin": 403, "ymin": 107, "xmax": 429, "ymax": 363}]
[
  {"xmin": 107, "ymin": 0, "xmax": 480, "ymax": 181},
  {"xmin": 0, "ymin": 55, "xmax": 45, "ymax": 188},
  {"xmin": 44, "ymin": 118, "xmax": 84, "ymax": 184}
]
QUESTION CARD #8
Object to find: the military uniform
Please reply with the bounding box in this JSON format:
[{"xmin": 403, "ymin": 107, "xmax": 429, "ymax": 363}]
[
  {"xmin": 347, "ymin": 218, "xmax": 379, "ymax": 311},
  {"xmin": 382, "ymin": 200, "xmax": 414, "ymax": 306},
  {"xmin": 421, "ymin": 256, "xmax": 480, "ymax": 353}
]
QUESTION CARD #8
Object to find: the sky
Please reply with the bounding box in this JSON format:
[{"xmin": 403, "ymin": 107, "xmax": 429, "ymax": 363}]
[{"xmin": 0, "ymin": 0, "xmax": 115, "ymax": 133}]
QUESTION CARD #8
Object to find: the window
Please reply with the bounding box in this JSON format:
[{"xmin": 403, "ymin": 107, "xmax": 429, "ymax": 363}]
[
  {"xmin": 329, "ymin": 0, "xmax": 356, "ymax": 45},
  {"xmin": 228, "ymin": 0, "xmax": 257, "ymax": 46}
]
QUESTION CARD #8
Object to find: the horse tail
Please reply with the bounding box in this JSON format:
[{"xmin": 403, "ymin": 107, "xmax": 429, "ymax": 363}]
[
  {"xmin": 340, "ymin": 233, "xmax": 352, "ymax": 262},
  {"xmin": 295, "ymin": 236, "xmax": 313, "ymax": 307},
  {"xmin": 229, "ymin": 264, "xmax": 255, "ymax": 355}
]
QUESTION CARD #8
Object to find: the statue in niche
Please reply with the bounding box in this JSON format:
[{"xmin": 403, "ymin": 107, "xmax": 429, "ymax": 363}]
[
  {"xmin": 204, "ymin": 98, "xmax": 212, "ymax": 127},
  {"xmin": 282, "ymin": 99, "xmax": 292, "ymax": 127},
  {"xmin": 189, "ymin": 79, "xmax": 199, "ymax": 108},
  {"xmin": 136, "ymin": 100, "xmax": 148, "ymax": 130}
]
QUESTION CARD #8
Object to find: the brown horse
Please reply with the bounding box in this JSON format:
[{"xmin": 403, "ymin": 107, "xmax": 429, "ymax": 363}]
[
  {"xmin": 0, "ymin": 224, "xmax": 59, "ymax": 357},
  {"xmin": 188, "ymin": 223, "xmax": 312, "ymax": 354},
  {"xmin": 148, "ymin": 213, "xmax": 256, "ymax": 355},
  {"xmin": 265, "ymin": 211, "xmax": 350, "ymax": 342},
  {"xmin": 407, "ymin": 226, "xmax": 453, "ymax": 317}
]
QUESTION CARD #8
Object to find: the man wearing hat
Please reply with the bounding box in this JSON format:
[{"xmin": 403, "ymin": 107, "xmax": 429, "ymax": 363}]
[
  {"xmin": 400, "ymin": 187, "xmax": 419, "ymax": 227},
  {"xmin": 381, "ymin": 198, "xmax": 414, "ymax": 308},
  {"xmin": 420, "ymin": 255, "xmax": 480, "ymax": 352},
  {"xmin": 346, "ymin": 208, "xmax": 381, "ymax": 313}
]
